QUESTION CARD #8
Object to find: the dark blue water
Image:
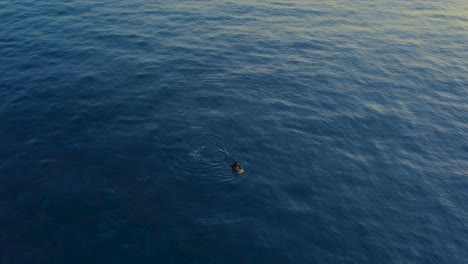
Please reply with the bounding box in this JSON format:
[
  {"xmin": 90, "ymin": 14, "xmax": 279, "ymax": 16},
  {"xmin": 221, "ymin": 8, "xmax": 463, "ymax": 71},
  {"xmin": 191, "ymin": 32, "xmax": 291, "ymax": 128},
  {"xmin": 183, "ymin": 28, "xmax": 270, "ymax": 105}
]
[{"xmin": 1, "ymin": 0, "xmax": 467, "ymax": 263}]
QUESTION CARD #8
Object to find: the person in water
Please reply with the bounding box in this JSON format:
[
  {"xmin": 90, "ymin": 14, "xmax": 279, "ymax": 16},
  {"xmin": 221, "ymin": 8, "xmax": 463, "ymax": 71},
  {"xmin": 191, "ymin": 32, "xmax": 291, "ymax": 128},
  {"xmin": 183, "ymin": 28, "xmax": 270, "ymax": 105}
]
[{"xmin": 231, "ymin": 161, "xmax": 245, "ymax": 174}]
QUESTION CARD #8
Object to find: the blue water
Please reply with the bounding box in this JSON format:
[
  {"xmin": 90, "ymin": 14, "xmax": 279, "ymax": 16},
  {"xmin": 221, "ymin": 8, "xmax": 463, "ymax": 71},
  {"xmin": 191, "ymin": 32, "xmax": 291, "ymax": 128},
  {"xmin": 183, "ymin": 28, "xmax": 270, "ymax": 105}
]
[{"xmin": 1, "ymin": 0, "xmax": 467, "ymax": 263}]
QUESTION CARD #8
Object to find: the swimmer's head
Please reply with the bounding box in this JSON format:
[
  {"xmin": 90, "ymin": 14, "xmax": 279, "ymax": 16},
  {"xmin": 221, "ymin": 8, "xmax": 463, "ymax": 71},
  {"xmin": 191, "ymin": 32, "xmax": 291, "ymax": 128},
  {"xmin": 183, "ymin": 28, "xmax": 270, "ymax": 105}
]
[{"xmin": 231, "ymin": 161, "xmax": 243, "ymax": 173}]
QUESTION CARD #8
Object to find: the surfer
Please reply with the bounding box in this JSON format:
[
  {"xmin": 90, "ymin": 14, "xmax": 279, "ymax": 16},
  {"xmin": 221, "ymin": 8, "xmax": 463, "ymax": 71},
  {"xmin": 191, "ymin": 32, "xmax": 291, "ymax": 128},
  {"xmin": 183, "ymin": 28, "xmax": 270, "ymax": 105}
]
[{"xmin": 231, "ymin": 161, "xmax": 245, "ymax": 174}]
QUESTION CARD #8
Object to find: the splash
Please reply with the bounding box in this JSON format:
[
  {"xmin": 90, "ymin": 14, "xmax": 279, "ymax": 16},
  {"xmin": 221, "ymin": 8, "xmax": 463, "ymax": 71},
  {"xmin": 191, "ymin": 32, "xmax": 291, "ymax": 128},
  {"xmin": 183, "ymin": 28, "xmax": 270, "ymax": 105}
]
[{"xmin": 167, "ymin": 134, "xmax": 245, "ymax": 183}]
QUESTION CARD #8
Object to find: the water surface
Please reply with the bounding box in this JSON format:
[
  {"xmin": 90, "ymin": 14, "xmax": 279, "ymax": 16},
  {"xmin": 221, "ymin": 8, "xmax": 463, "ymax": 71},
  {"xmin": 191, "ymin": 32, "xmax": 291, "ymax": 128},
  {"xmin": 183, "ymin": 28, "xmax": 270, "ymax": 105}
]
[{"xmin": 1, "ymin": 0, "xmax": 467, "ymax": 263}]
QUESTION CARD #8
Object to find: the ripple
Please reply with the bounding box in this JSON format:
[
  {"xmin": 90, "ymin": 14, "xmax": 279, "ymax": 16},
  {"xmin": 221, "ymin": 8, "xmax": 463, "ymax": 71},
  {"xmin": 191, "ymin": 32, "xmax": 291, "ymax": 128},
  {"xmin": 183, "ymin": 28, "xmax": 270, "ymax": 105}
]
[{"xmin": 166, "ymin": 134, "xmax": 245, "ymax": 183}]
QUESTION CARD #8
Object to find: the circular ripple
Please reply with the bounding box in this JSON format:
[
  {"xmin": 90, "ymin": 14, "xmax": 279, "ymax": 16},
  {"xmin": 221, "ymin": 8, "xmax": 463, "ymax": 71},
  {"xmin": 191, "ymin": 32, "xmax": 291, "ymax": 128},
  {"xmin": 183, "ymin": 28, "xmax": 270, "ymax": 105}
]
[{"xmin": 167, "ymin": 134, "xmax": 245, "ymax": 183}]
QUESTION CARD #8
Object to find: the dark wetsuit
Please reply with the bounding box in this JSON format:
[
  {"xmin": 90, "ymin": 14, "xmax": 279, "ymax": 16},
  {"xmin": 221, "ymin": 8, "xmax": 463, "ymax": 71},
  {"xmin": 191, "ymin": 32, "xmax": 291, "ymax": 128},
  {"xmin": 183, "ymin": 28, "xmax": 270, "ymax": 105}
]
[{"xmin": 231, "ymin": 162, "xmax": 242, "ymax": 172}]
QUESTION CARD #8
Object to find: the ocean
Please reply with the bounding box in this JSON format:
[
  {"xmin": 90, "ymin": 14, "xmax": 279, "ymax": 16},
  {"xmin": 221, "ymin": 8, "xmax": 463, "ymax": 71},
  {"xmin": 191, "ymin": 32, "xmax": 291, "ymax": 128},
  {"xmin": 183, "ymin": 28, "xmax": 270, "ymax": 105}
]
[{"xmin": 1, "ymin": 0, "xmax": 467, "ymax": 263}]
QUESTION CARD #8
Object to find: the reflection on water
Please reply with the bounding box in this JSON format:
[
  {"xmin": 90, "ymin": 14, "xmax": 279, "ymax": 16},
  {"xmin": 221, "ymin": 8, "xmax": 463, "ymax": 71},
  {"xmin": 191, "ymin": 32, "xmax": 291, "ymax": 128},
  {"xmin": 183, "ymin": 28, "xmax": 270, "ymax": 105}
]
[{"xmin": 0, "ymin": 0, "xmax": 467, "ymax": 263}]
